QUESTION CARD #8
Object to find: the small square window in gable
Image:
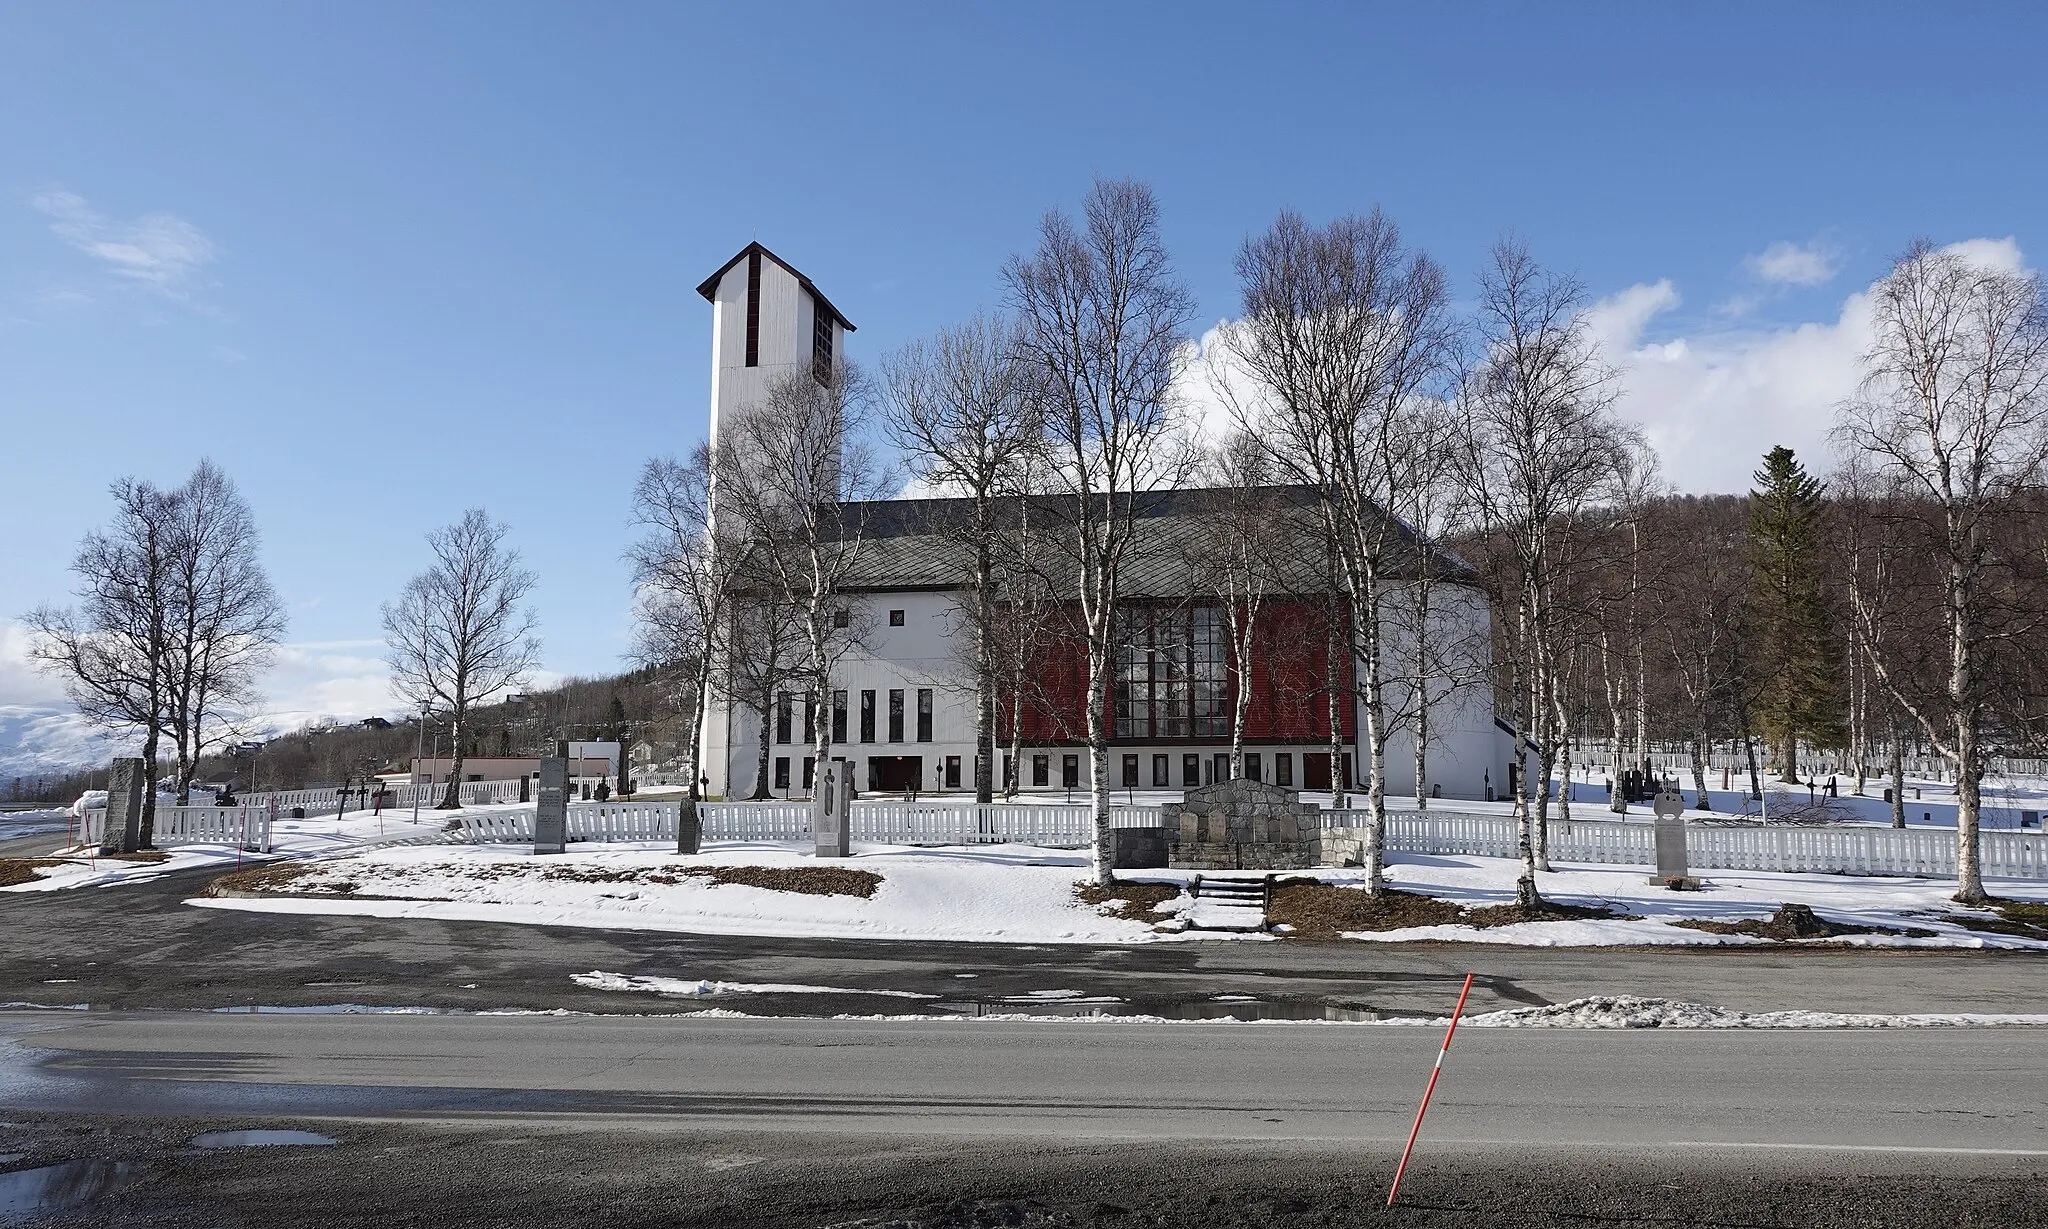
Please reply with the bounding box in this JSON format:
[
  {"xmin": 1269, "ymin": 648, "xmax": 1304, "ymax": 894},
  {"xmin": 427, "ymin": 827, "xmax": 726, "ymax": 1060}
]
[
  {"xmin": 888, "ymin": 609, "xmax": 905, "ymax": 626},
  {"xmin": 833, "ymin": 609, "xmax": 850, "ymax": 629}
]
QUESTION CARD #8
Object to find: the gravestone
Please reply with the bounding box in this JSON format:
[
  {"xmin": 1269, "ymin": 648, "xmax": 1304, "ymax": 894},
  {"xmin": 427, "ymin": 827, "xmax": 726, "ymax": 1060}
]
[
  {"xmin": 814, "ymin": 760, "xmax": 851, "ymax": 858},
  {"xmin": 534, "ymin": 744, "xmax": 568, "ymax": 855},
  {"xmin": 1649, "ymin": 787, "xmax": 1697, "ymax": 888},
  {"xmin": 678, "ymin": 798, "xmax": 703, "ymax": 855},
  {"xmin": 101, "ymin": 756, "xmax": 145, "ymax": 855}
]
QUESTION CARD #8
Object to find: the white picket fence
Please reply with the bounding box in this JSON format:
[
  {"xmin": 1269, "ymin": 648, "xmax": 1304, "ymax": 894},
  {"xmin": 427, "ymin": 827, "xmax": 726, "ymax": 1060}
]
[
  {"xmin": 1577, "ymin": 740, "xmax": 2048, "ymax": 784},
  {"xmin": 76, "ymin": 804, "xmax": 275, "ymax": 852},
  {"xmin": 1333, "ymin": 808, "xmax": 2048, "ymax": 880},
  {"xmin": 240, "ymin": 779, "xmax": 526, "ymax": 817},
  {"xmin": 442, "ymin": 801, "xmax": 682, "ymax": 844},
  {"xmin": 430, "ymin": 801, "xmax": 1169, "ymax": 849}
]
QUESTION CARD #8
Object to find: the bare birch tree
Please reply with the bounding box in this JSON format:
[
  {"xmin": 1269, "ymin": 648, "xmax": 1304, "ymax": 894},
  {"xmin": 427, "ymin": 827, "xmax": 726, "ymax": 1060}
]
[
  {"xmin": 1457, "ymin": 239, "xmax": 1628, "ymax": 908},
  {"xmin": 713, "ymin": 366, "xmax": 890, "ymax": 800},
  {"xmin": 161, "ymin": 460, "xmax": 285, "ymax": 804},
  {"xmin": 1384, "ymin": 400, "xmax": 1490, "ymax": 810},
  {"xmin": 383, "ymin": 509, "xmax": 541, "ymax": 808},
  {"xmin": 1837, "ymin": 239, "xmax": 2048, "ymax": 902},
  {"xmin": 881, "ymin": 315, "xmax": 1044, "ymax": 803},
  {"xmin": 630, "ymin": 444, "xmax": 750, "ymax": 846},
  {"xmin": 1184, "ymin": 432, "xmax": 1289, "ymax": 778},
  {"xmin": 1225, "ymin": 207, "xmax": 1455, "ymax": 895},
  {"xmin": 27, "ymin": 477, "xmax": 182, "ymax": 848},
  {"xmin": 1006, "ymin": 177, "xmax": 1194, "ymax": 886}
]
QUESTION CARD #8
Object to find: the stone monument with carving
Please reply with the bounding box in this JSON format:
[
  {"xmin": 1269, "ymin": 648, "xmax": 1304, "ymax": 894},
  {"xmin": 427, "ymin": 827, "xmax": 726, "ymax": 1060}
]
[
  {"xmin": 100, "ymin": 756, "xmax": 145, "ymax": 855},
  {"xmin": 1649, "ymin": 786, "xmax": 1699, "ymax": 888},
  {"xmin": 534, "ymin": 743, "xmax": 568, "ymax": 855},
  {"xmin": 814, "ymin": 760, "xmax": 851, "ymax": 858}
]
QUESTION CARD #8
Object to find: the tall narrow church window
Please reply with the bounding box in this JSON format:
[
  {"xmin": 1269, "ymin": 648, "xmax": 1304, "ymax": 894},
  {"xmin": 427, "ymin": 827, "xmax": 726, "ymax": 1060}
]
[
  {"xmin": 745, "ymin": 249, "xmax": 762, "ymax": 368},
  {"xmin": 812, "ymin": 296, "xmax": 834, "ymax": 384}
]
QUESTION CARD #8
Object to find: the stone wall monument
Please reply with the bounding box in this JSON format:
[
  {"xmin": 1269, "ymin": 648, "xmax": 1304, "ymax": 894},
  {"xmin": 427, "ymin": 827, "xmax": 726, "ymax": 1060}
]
[
  {"xmin": 1160, "ymin": 777, "xmax": 1323, "ymax": 870},
  {"xmin": 534, "ymin": 742, "xmax": 568, "ymax": 855}
]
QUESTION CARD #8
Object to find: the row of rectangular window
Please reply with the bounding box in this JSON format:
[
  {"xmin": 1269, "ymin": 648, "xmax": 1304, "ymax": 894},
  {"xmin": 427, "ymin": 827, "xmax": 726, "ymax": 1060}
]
[
  {"xmin": 775, "ymin": 688, "xmax": 933, "ymax": 744},
  {"xmin": 1019, "ymin": 750, "xmax": 1350, "ymax": 790},
  {"xmin": 770, "ymin": 751, "xmax": 1351, "ymax": 794},
  {"xmin": 774, "ymin": 754, "xmax": 966, "ymax": 792}
]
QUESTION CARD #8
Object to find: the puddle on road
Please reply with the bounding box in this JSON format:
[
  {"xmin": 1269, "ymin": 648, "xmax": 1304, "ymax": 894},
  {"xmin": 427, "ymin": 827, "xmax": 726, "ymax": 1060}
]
[
  {"xmin": 189, "ymin": 1130, "xmax": 338, "ymax": 1149},
  {"xmin": 0, "ymin": 1158, "xmax": 144, "ymax": 1216},
  {"xmin": 926, "ymin": 998, "xmax": 1397, "ymax": 1022},
  {"xmin": 212, "ymin": 1004, "xmax": 451, "ymax": 1015}
]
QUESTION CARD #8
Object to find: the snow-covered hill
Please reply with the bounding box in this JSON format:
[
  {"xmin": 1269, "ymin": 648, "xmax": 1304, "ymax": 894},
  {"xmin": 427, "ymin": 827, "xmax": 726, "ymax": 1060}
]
[{"xmin": 0, "ymin": 705, "xmax": 126, "ymax": 779}]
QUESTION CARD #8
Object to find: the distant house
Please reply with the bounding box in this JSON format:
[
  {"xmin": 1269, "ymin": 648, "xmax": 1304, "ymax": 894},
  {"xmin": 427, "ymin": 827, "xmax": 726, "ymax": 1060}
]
[
  {"xmin": 409, "ymin": 756, "xmax": 612, "ymax": 785},
  {"xmin": 359, "ymin": 717, "xmax": 394, "ymax": 730}
]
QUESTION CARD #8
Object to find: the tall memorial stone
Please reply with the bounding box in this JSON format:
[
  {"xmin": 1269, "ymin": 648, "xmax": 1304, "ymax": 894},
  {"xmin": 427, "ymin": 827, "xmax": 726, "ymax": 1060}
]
[
  {"xmin": 814, "ymin": 760, "xmax": 851, "ymax": 858},
  {"xmin": 677, "ymin": 798, "xmax": 703, "ymax": 855},
  {"xmin": 101, "ymin": 756, "xmax": 145, "ymax": 855},
  {"xmin": 1649, "ymin": 787, "xmax": 1697, "ymax": 888},
  {"xmin": 534, "ymin": 743, "xmax": 569, "ymax": 855}
]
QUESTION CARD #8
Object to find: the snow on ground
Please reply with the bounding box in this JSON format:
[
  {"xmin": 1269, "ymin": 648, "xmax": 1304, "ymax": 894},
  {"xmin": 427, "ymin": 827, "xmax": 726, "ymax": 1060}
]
[
  {"xmin": 570, "ymin": 971, "xmax": 935, "ymax": 999},
  {"xmin": 0, "ymin": 801, "xmax": 530, "ymax": 894},
  {"xmin": 1446, "ymin": 995, "xmax": 2048, "ymax": 1029},
  {"xmin": 178, "ymin": 832, "xmax": 2048, "ymax": 950},
  {"xmin": 1556, "ymin": 763, "xmax": 2048, "ymax": 831},
  {"xmin": 191, "ymin": 840, "xmax": 1248, "ymax": 946},
  {"xmin": 1301, "ymin": 851, "xmax": 2048, "ymax": 950},
  {"xmin": 0, "ymin": 808, "xmax": 76, "ymax": 839}
]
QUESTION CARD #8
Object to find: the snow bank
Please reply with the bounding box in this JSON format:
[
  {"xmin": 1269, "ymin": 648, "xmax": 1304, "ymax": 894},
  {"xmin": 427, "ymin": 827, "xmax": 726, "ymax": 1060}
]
[
  {"xmin": 1451, "ymin": 995, "xmax": 2048, "ymax": 1029},
  {"xmin": 191, "ymin": 841, "xmax": 1233, "ymax": 946},
  {"xmin": 571, "ymin": 970, "xmax": 935, "ymax": 999}
]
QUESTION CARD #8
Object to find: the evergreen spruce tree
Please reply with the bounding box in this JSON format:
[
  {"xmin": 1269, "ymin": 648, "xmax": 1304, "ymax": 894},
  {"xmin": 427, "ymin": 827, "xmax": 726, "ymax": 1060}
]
[{"xmin": 1748, "ymin": 446, "xmax": 1844, "ymax": 782}]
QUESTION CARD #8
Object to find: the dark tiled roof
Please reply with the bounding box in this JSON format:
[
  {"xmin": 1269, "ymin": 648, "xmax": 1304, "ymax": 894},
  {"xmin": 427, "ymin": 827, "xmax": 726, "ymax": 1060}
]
[
  {"xmin": 694, "ymin": 241, "xmax": 857, "ymax": 332},
  {"xmin": 824, "ymin": 485, "xmax": 1475, "ymax": 597}
]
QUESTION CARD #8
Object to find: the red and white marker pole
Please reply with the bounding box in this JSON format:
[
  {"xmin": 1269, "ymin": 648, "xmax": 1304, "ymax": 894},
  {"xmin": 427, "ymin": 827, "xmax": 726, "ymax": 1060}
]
[{"xmin": 1387, "ymin": 972, "xmax": 1476, "ymax": 1209}]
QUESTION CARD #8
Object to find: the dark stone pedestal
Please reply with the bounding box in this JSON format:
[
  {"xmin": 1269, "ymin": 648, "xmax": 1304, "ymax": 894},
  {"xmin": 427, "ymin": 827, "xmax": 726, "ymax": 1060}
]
[{"xmin": 1110, "ymin": 828, "xmax": 1167, "ymax": 869}]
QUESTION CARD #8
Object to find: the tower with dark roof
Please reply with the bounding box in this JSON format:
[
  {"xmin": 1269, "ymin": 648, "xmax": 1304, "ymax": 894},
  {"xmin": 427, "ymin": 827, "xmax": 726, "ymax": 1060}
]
[{"xmin": 695, "ymin": 241, "xmax": 856, "ymax": 456}]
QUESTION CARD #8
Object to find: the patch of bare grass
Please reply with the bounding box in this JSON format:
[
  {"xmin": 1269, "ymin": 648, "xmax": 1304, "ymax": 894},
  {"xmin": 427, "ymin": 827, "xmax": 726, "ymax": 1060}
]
[
  {"xmin": 1462, "ymin": 899, "xmax": 1639, "ymax": 928},
  {"xmin": 0, "ymin": 858, "xmax": 65, "ymax": 887},
  {"xmin": 695, "ymin": 865, "xmax": 878, "ymax": 898},
  {"xmin": 1672, "ymin": 902, "xmax": 1930, "ymax": 940},
  {"xmin": 103, "ymin": 849, "xmax": 168, "ymax": 863},
  {"xmin": 1077, "ymin": 882, "xmax": 1180, "ymax": 923},
  {"xmin": 207, "ymin": 858, "xmax": 881, "ymax": 901},
  {"xmin": 204, "ymin": 863, "xmax": 319, "ymax": 897},
  {"xmin": 1943, "ymin": 910, "xmax": 2048, "ymax": 940},
  {"xmin": 1268, "ymin": 882, "xmax": 1463, "ymax": 940},
  {"xmin": 1991, "ymin": 898, "xmax": 2048, "ymax": 928},
  {"xmin": 1265, "ymin": 880, "xmax": 1632, "ymax": 939}
]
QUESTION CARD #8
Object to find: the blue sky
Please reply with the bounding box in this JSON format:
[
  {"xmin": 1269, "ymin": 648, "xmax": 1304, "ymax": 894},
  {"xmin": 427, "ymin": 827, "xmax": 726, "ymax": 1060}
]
[{"xmin": 3, "ymin": 2, "xmax": 2045, "ymax": 721}]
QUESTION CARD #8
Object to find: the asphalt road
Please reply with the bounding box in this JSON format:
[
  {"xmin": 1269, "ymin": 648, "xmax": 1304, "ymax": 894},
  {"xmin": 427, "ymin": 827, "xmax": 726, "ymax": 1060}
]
[
  {"xmin": 3, "ymin": 1011, "xmax": 2046, "ymax": 1226},
  {"xmin": 8, "ymin": 864, "xmax": 2048, "ymax": 1020},
  {"xmin": 10, "ymin": 1011, "xmax": 2048, "ymax": 1150}
]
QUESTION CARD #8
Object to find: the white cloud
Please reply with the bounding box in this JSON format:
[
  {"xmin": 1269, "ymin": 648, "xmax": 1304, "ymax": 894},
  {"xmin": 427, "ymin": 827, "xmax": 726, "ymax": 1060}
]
[
  {"xmin": 1176, "ymin": 321, "xmax": 1267, "ymax": 447},
  {"xmin": 0, "ymin": 622, "xmax": 73, "ymax": 708},
  {"xmin": 31, "ymin": 189, "xmax": 215, "ymax": 298},
  {"xmin": 0, "ymin": 622, "xmax": 394, "ymax": 734},
  {"xmin": 261, "ymin": 639, "xmax": 400, "ymax": 725},
  {"xmin": 1595, "ymin": 237, "xmax": 2029, "ymax": 493},
  {"xmin": 1745, "ymin": 240, "xmax": 1838, "ymax": 287},
  {"xmin": 1164, "ymin": 239, "xmax": 2030, "ymax": 498},
  {"xmin": 1585, "ymin": 279, "xmax": 1681, "ymax": 353}
]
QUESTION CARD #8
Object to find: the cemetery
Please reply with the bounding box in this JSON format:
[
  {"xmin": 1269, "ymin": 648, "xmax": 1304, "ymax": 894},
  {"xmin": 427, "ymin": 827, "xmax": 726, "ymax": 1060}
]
[{"xmin": 18, "ymin": 745, "xmax": 2045, "ymax": 953}]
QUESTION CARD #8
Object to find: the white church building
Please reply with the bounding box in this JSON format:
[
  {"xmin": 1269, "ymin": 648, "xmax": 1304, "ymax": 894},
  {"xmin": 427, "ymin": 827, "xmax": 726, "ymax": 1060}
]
[{"xmin": 693, "ymin": 242, "xmax": 1510, "ymax": 803}]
